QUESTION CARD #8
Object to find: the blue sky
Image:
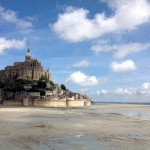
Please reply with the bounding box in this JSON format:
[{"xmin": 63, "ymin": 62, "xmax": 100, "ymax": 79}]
[{"xmin": 0, "ymin": 0, "xmax": 150, "ymax": 102}]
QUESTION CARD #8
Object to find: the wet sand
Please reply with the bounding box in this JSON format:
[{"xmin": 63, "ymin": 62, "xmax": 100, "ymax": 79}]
[{"xmin": 0, "ymin": 104, "xmax": 150, "ymax": 150}]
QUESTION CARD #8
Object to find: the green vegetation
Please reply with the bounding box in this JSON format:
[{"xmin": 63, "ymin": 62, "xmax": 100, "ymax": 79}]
[
  {"xmin": 37, "ymin": 75, "xmax": 52, "ymax": 90},
  {"xmin": 60, "ymin": 84, "xmax": 67, "ymax": 91},
  {"xmin": 39, "ymin": 89, "xmax": 46, "ymax": 96},
  {"xmin": 12, "ymin": 86, "xmax": 26, "ymax": 92},
  {"xmin": 28, "ymin": 87, "xmax": 39, "ymax": 92},
  {"xmin": 14, "ymin": 79, "xmax": 37, "ymax": 85},
  {"xmin": 0, "ymin": 75, "xmax": 66, "ymax": 97},
  {"xmin": 49, "ymin": 80, "xmax": 54, "ymax": 85},
  {"xmin": 39, "ymin": 74, "xmax": 49, "ymax": 82},
  {"xmin": 37, "ymin": 80, "xmax": 47, "ymax": 89},
  {"xmin": 46, "ymin": 87, "xmax": 53, "ymax": 91}
]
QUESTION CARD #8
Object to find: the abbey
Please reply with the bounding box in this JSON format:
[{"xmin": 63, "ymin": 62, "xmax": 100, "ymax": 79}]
[
  {"xmin": 0, "ymin": 49, "xmax": 51, "ymax": 82},
  {"xmin": 0, "ymin": 49, "xmax": 91, "ymax": 107}
]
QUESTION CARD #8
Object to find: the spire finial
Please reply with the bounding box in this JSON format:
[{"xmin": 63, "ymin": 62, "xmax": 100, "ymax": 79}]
[
  {"xmin": 26, "ymin": 40, "xmax": 30, "ymax": 56},
  {"xmin": 27, "ymin": 40, "xmax": 30, "ymax": 49}
]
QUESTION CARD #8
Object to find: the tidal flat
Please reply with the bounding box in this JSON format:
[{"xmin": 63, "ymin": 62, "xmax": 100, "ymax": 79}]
[{"xmin": 0, "ymin": 104, "xmax": 150, "ymax": 150}]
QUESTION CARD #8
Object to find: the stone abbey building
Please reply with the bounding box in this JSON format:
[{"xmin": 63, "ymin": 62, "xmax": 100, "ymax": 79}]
[
  {"xmin": 0, "ymin": 48, "xmax": 91, "ymax": 107},
  {"xmin": 0, "ymin": 49, "xmax": 51, "ymax": 82}
]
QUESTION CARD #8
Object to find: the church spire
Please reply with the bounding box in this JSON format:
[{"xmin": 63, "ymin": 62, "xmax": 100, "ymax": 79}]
[
  {"xmin": 26, "ymin": 48, "xmax": 30, "ymax": 56},
  {"xmin": 25, "ymin": 41, "xmax": 31, "ymax": 62},
  {"xmin": 26, "ymin": 40, "xmax": 30, "ymax": 56}
]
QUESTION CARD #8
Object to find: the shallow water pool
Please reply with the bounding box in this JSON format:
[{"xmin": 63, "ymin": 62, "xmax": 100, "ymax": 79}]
[
  {"xmin": 41, "ymin": 134, "xmax": 115, "ymax": 150},
  {"xmin": 118, "ymin": 111, "xmax": 150, "ymax": 120}
]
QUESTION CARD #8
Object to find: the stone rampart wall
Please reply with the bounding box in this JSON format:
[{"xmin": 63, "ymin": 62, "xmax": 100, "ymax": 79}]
[
  {"xmin": 66, "ymin": 99, "xmax": 85, "ymax": 107},
  {"xmin": 3, "ymin": 100, "xmax": 22, "ymax": 106},
  {"xmin": 84, "ymin": 100, "xmax": 91, "ymax": 106},
  {"xmin": 33, "ymin": 100, "xmax": 67, "ymax": 107},
  {"xmin": 3, "ymin": 99, "xmax": 91, "ymax": 107}
]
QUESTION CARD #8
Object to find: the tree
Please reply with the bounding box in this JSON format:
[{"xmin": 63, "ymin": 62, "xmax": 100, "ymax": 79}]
[
  {"xmin": 28, "ymin": 87, "xmax": 39, "ymax": 92},
  {"xmin": 37, "ymin": 80, "xmax": 47, "ymax": 89},
  {"xmin": 12, "ymin": 86, "xmax": 26, "ymax": 92},
  {"xmin": 46, "ymin": 87, "xmax": 53, "ymax": 91},
  {"xmin": 60, "ymin": 84, "xmax": 67, "ymax": 91},
  {"xmin": 40, "ymin": 89, "xmax": 45, "ymax": 96},
  {"xmin": 49, "ymin": 80, "xmax": 54, "ymax": 86},
  {"xmin": 14, "ymin": 79, "xmax": 34, "ymax": 84},
  {"xmin": 39, "ymin": 74, "xmax": 49, "ymax": 82}
]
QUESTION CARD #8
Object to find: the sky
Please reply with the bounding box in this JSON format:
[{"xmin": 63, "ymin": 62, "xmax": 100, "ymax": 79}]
[{"xmin": 0, "ymin": 0, "xmax": 150, "ymax": 102}]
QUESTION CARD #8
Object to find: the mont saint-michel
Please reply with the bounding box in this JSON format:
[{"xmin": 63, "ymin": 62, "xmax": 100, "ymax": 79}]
[{"xmin": 0, "ymin": 49, "xmax": 91, "ymax": 107}]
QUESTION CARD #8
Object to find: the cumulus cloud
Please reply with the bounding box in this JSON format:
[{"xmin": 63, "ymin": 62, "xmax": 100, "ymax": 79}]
[
  {"xmin": 97, "ymin": 89, "xmax": 108, "ymax": 95},
  {"xmin": 113, "ymin": 88, "xmax": 137, "ymax": 95},
  {"xmin": 52, "ymin": 0, "xmax": 150, "ymax": 42},
  {"xmin": 110, "ymin": 60, "xmax": 137, "ymax": 72},
  {"xmin": 0, "ymin": 5, "xmax": 33, "ymax": 33},
  {"xmin": 65, "ymin": 71, "xmax": 99, "ymax": 86},
  {"xmin": 97, "ymin": 82, "xmax": 150, "ymax": 97},
  {"xmin": 91, "ymin": 40, "xmax": 150, "ymax": 58},
  {"xmin": 139, "ymin": 83, "xmax": 150, "ymax": 95},
  {"xmin": 0, "ymin": 37, "xmax": 26, "ymax": 54},
  {"xmin": 73, "ymin": 59, "xmax": 89, "ymax": 67},
  {"xmin": 141, "ymin": 83, "xmax": 150, "ymax": 90}
]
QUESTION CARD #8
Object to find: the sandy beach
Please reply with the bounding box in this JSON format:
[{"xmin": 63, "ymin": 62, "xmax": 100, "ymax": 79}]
[{"xmin": 0, "ymin": 104, "xmax": 150, "ymax": 150}]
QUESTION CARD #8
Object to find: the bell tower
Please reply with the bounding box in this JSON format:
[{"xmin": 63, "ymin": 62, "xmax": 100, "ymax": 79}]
[{"xmin": 25, "ymin": 48, "xmax": 31, "ymax": 62}]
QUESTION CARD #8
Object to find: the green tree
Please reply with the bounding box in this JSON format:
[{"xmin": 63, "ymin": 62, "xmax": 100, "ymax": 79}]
[
  {"xmin": 46, "ymin": 87, "xmax": 53, "ymax": 91},
  {"xmin": 28, "ymin": 87, "xmax": 39, "ymax": 92},
  {"xmin": 12, "ymin": 86, "xmax": 26, "ymax": 92},
  {"xmin": 40, "ymin": 89, "xmax": 45, "ymax": 96},
  {"xmin": 37, "ymin": 80, "xmax": 47, "ymax": 89},
  {"xmin": 60, "ymin": 84, "xmax": 67, "ymax": 91},
  {"xmin": 49, "ymin": 80, "xmax": 54, "ymax": 86},
  {"xmin": 13, "ymin": 79, "xmax": 37, "ymax": 85},
  {"xmin": 39, "ymin": 74, "xmax": 49, "ymax": 82}
]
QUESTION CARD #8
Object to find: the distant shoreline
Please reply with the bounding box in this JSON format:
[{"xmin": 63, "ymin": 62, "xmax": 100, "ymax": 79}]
[{"xmin": 93, "ymin": 102, "xmax": 150, "ymax": 105}]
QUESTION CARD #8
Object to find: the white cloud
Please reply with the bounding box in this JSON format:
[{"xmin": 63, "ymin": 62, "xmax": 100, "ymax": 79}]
[
  {"xmin": 97, "ymin": 82, "xmax": 150, "ymax": 97},
  {"xmin": 52, "ymin": 0, "xmax": 150, "ymax": 42},
  {"xmin": 106, "ymin": 0, "xmax": 150, "ymax": 29},
  {"xmin": 97, "ymin": 89, "xmax": 108, "ymax": 95},
  {"xmin": 113, "ymin": 88, "xmax": 125, "ymax": 95},
  {"xmin": 65, "ymin": 71, "xmax": 99, "ymax": 86},
  {"xmin": 140, "ymin": 83, "xmax": 150, "ymax": 95},
  {"xmin": 113, "ymin": 88, "xmax": 137, "ymax": 95},
  {"xmin": 91, "ymin": 40, "xmax": 150, "ymax": 58},
  {"xmin": 0, "ymin": 5, "xmax": 33, "ymax": 33},
  {"xmin": 0, "ymin": 37, "xmax": 26, "ymax": 54},
  {"xmin": 115, "ymin": 43, "xmax": 150, "ymax": 58},
  {"xmin": 73, "ymin": 59, "xmax": 89, "ymax": 67},
  {"xmin": 141, "ymin": 83, "xmax": 150, "ymax": 90},
  {"xmin": 110, "ymin": 60, "xmax": 137, "ymax": 72},
  {"xmin": 94, "ymin": 82, "xmax": 150, "ymax": 102}
]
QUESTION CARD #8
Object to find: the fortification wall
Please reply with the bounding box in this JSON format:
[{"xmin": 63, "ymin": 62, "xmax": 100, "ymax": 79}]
[
  {"xmin": 33, "ymin": 100, "xmax": 67, "ymax": 107},
  {"xmin": 2, "ymin": 99, "xmax": 91, "ymax": 107},
  {"xmin": 66, "ymin": 99, "xmax": 85, "ymax": 107},
  {"xmin": 3, "ymin": 100, "xmax": 22, "ymax": 106},
  {"xmin": 84, "ymin": 100, "xmax": 91, "ymax": 106}
]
